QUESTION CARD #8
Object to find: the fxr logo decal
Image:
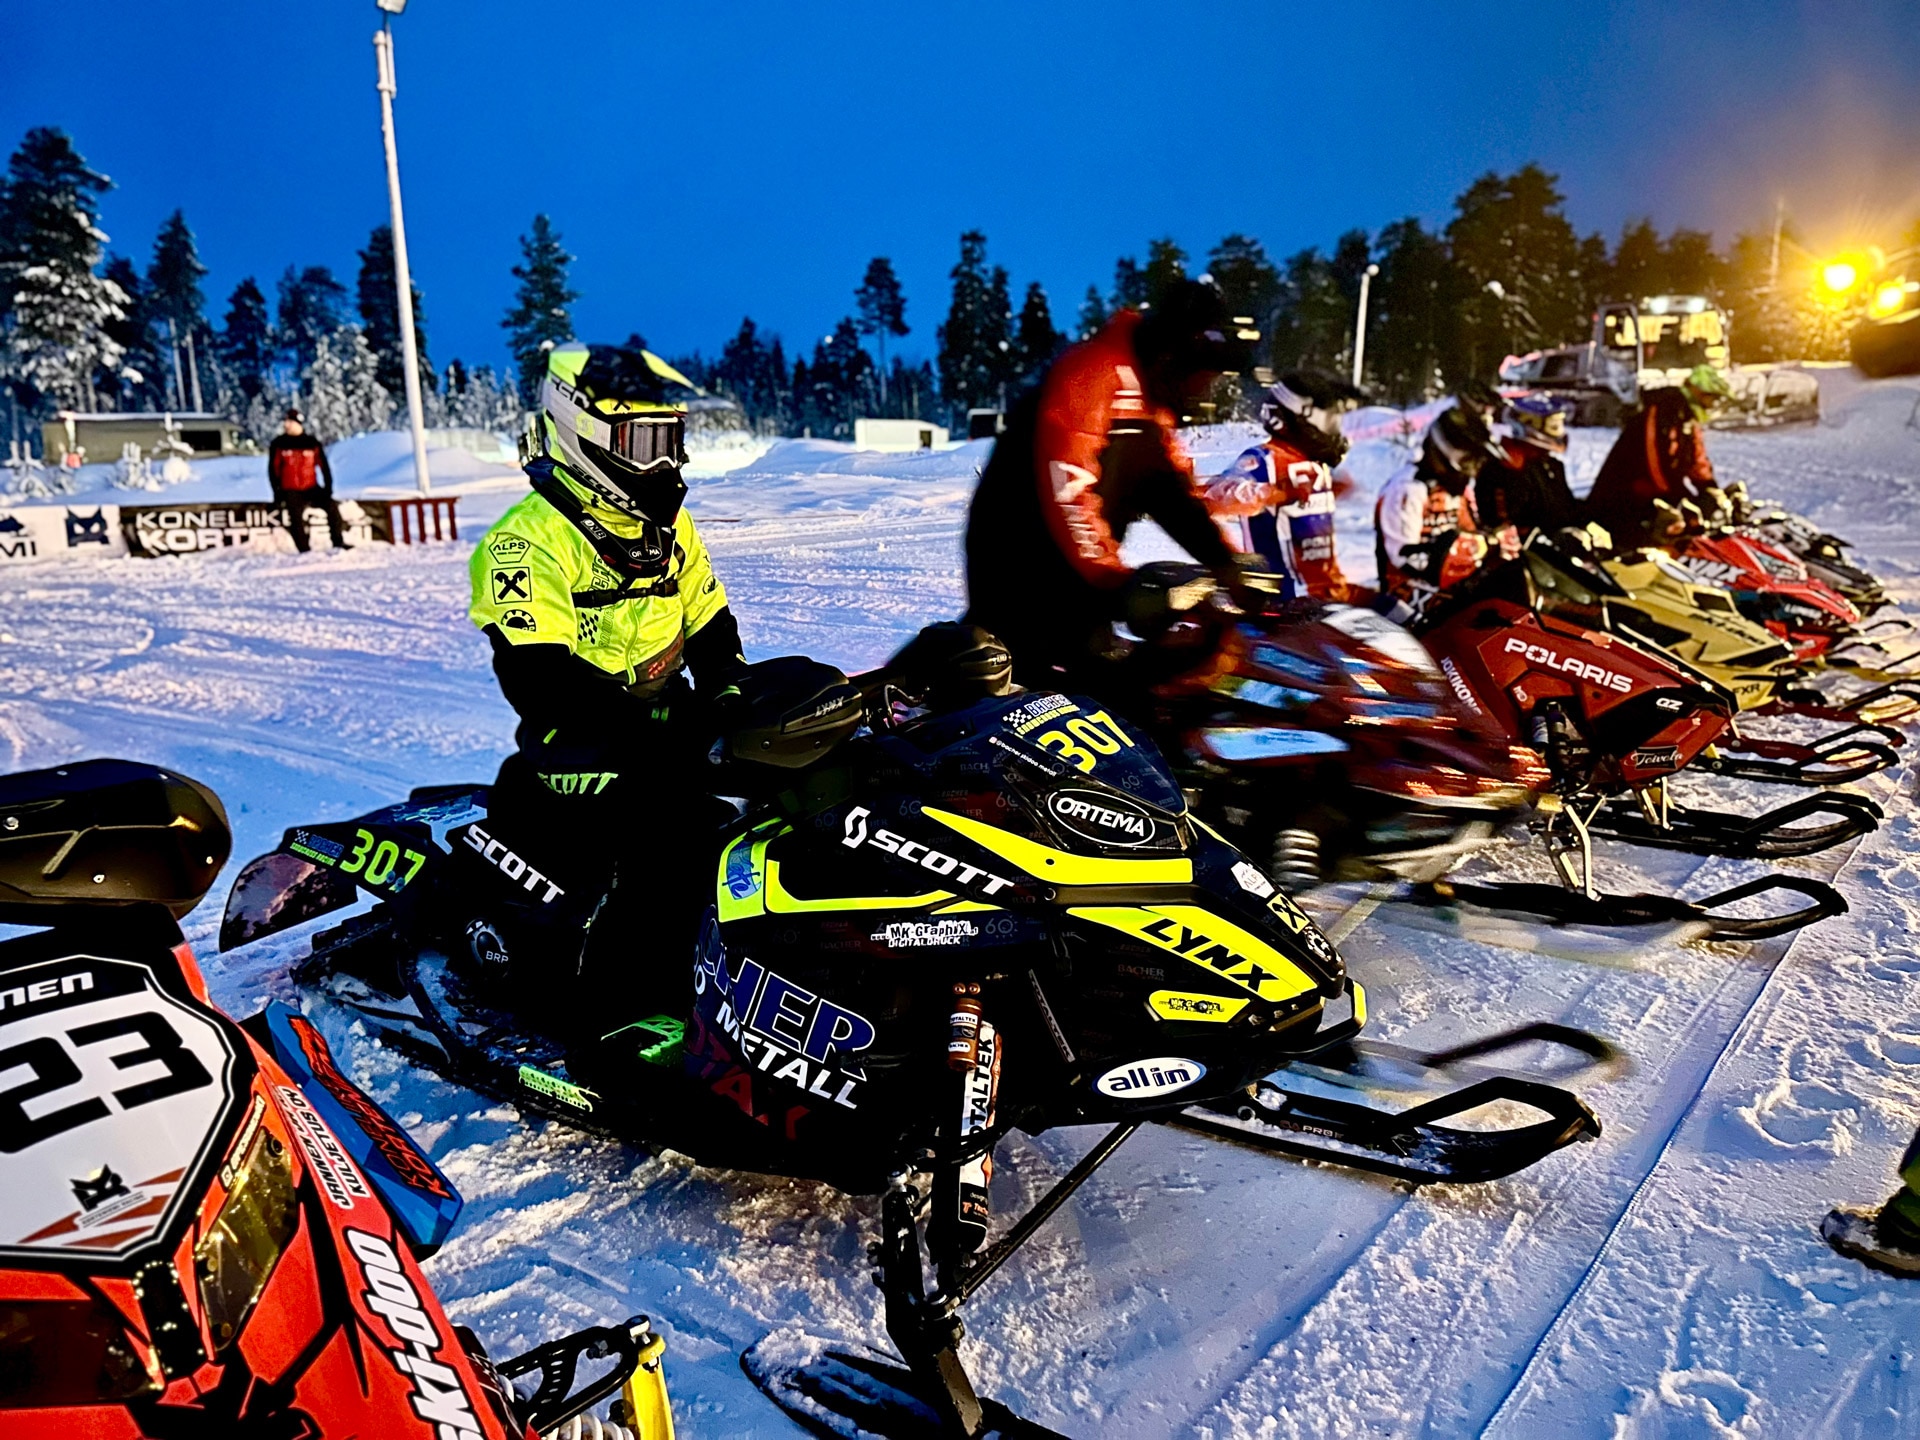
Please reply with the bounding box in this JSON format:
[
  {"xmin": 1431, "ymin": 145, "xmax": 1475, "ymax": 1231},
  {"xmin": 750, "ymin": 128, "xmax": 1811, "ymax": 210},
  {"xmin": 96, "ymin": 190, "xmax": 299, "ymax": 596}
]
[
  {"xmin": 841, "ymin": 807, "xmax": 1016, "ymax": 895},
  {"xmin": 1501, "ymin": 636, "xmax": 1634, "ymax": 693}
]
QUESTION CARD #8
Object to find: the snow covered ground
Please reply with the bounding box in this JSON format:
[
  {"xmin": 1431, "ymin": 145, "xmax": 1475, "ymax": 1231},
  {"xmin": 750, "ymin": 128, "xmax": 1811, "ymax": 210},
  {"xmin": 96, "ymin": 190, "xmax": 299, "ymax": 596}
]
[{"xmin": 2, "ymin": 374, "xmax": 1918, "ymax": 1437}]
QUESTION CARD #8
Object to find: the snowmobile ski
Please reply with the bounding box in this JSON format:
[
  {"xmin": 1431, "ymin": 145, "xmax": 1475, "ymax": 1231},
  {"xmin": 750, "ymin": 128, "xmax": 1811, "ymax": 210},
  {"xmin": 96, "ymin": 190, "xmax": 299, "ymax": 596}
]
[
  {"xmin": 1283, "ymin": 1022, "xmax": 1627, "ymax": 1096},
  {"xmin": 1585, "ymin": 791, "xmax": 1883, "ymax": 860},
  {"xmin": 1767, "ymin": 678, "xmax": 1920, "ymax": 727},
  {"xmin": 1422, "ymin": 872, "xmax": 1846, "ymax": 942},
  {"xmin": 1170, "ymin": 1071, "xmax": 1601, "ymax": 1185},
  {"xmin": 742, "ymin": 1335, "xmax": 1067, "ymax": 1440},
  {"xmin": 1699, "ymin": 722, "xmax": 1902, "ymax": 786}
]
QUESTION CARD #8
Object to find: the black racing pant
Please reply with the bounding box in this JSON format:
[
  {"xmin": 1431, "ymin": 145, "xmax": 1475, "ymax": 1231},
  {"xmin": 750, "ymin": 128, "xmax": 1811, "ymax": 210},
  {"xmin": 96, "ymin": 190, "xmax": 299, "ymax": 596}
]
[
  {"xmin": 278, "ymin": 488, "xmax": 348, "ymax": 550},
  {"xmin": 483, "ymin": 696, "xmax": 725, "ymax": 1023}
]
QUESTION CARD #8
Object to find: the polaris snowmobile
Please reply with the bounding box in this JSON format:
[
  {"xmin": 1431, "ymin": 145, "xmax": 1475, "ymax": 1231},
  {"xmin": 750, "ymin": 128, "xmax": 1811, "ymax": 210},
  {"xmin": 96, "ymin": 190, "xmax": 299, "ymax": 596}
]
[
  {"xmin": 1741, "ymin": 497, "xmax": 1889, "ymax": 615},
  {"xmin": 1665, "ymin": 525, "xmax": 1920, "ymax": 679},
  {"xmin": 1563, "ymin": 546, "xmax": 1906, "ymax": 785},
  {"xmin": 0, "ymin": 759, "xmax": 672, "ymax": 1440},
  {"xmin": 1412, "ymin": 540, "xmax": 1859, "ymax": 930},
  {"xmin": 221, "ymin": 649, "xmax": 1602, "ymax": 1439}
]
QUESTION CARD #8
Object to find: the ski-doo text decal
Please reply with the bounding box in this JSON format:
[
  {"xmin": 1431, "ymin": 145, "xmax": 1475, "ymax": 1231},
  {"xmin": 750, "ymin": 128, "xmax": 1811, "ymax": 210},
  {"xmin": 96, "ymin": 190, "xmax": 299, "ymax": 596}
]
[
  {"xmin": 694, "ymin": 926, "xmax": 876, "ymax": 1110},
  {"xmin": 462, "ymin": 824, "xmax": 564, "ymax": 903},
  {"xmin": 0, "ymin": 955, "xmax": 239, "ymax": 1267},
  {"xmin": 1499, "ymin": 637, "xmax": 1635, "ymax": 693},
  {"xmin": 841, "ymin": 807, "xmax": 1018, "ymax": 895},
  {"xmin": 1094, "ymin": 1056, "xmax": 1206, "ymax": 1098},
  {"xmin": 346, "ymin": 1228, "xmax": 489, "ymax": 1440},
  {"xmin": 1069, "ymin": 905, "xmax": 1318, "ymax": 1003},
  {"xmin": 274, "ymin": 1086, "xmax": 369, "ymax": 1210},
  {"xmin": 1147, "ymin": 990, "xmax": 1248, "ymax": 1023}
]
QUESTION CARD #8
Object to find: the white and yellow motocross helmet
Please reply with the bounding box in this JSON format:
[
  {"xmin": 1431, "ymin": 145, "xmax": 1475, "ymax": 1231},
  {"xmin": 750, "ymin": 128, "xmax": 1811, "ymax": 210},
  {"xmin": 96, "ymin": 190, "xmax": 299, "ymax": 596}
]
[{"xmin": 535, "ymin": 342, "xmax": 697, "ymax": 524}]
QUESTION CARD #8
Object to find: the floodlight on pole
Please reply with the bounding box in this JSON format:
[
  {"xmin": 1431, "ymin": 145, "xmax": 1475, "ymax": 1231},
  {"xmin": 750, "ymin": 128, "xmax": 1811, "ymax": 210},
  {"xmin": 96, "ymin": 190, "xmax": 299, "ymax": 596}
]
[
  {"xmin": 374, "ymin": 7, "xmax": 431, "ymax": 496},
  {"xmin": 1351, "ymin": 264, "xmax": 1380, "ymax": 388}
]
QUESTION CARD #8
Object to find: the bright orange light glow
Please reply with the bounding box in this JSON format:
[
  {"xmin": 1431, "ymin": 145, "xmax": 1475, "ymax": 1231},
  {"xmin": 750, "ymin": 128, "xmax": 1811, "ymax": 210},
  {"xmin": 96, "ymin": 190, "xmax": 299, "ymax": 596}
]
[
  {"xmin": 1822, "ymin": 261, "xmax": 1859, "ymax": 294},
  {"xmin": 1871, "ymin": 281, "xmax": 1909, "ymax": 318}
]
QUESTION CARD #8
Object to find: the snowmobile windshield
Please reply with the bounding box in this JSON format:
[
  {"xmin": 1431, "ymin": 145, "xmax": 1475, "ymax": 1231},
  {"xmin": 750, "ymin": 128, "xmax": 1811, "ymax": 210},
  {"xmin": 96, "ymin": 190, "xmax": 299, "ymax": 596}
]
[{"xmin": 891, "ymin": 691, "xmax": 1187, "ymax": 815}]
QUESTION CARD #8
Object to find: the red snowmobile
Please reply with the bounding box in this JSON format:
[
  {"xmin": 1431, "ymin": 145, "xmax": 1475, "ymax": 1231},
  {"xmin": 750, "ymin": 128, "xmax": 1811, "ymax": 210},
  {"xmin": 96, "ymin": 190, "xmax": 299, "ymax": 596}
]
[
  {"xmin": 1410, "ymin": 539, "xmax": 1857, "ymax": 935},
  {"xmin": 0, "ymin": 759, "xmax": 671, "ymax": 1440},
  {"xmin": 1668, "ymin": 528, "xmax": 1863, "ymax": 662}
]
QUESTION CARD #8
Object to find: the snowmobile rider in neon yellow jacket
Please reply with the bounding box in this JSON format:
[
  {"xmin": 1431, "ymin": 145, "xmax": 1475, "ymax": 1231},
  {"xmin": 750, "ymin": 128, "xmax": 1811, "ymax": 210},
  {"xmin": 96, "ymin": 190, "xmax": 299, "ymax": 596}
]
[{"xmin": 467, "ymin": 341, "xmax": 746, "ymax": 1011}]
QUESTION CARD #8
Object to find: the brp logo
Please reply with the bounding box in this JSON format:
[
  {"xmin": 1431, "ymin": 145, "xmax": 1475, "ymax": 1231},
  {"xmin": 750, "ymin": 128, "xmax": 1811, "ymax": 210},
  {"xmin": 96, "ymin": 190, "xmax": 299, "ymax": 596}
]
[{"xmin": 842, "ymin": 806, "xmax": 870, "ymax": 848}]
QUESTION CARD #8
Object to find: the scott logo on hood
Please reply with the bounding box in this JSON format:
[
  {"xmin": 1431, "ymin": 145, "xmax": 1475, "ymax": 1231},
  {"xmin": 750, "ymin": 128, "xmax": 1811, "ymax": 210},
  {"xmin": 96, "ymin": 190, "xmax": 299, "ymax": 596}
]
[{"xmin": 841, "ymin": 807, "xmax": 1016, "ymax": 895}]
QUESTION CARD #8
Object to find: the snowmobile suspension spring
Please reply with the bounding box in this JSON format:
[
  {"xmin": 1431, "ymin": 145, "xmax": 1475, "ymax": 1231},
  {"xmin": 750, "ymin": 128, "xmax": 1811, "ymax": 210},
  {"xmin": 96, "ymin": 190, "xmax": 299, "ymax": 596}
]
[
  {"xmin": 542, "ymin": 1414, "xmax": 635, "ymax": 1440},
  {"xmin": 1270, "ymin": 828, "xmax": 1322, "ymax": 892}
]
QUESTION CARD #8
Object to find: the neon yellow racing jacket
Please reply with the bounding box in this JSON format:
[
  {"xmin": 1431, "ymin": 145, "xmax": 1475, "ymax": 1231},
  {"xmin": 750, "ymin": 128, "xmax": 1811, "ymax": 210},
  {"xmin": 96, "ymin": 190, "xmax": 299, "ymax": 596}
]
[{"xmin": 469, "ymin": 467, "xmax": 739, "ymax": 719}]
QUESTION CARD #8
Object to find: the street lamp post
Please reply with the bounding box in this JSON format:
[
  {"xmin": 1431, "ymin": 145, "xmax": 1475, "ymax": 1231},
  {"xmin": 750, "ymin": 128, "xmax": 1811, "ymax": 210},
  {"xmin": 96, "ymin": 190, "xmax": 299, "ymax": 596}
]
[
  {"xmin": 374, "ymin": 0, "xmax": 431, "ymax": 496},
  {"xmin": 1351, "ymin": 263, "xmax": 1380, "ymax": 389}
]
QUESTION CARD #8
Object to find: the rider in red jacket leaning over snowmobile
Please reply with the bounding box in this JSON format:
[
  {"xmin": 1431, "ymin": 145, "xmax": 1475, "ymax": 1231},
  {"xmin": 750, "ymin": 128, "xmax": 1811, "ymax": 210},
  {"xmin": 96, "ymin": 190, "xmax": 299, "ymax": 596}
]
[
  {"xmin": 1584, "ymin": 365, "xmax": 1733, "ymax": 547},
  {"xmin": 965, "ymin": 280, "xmax": 1257, "ymax": 687}
]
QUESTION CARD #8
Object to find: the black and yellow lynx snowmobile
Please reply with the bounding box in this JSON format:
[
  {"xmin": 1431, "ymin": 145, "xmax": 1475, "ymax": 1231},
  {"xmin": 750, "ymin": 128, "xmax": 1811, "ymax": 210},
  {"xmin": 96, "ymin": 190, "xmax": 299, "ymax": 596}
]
[{"xmin": 222, "ymin": 642, "xmax": 1600, "ymax": 1438}]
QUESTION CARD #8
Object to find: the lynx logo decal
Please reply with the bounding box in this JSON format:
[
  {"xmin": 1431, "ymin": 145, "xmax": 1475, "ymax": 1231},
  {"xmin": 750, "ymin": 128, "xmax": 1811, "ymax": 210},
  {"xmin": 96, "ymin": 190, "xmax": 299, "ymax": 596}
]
[{"xmin": 1069, "ymin": 904, "xmax": 1316, "ymax": 1003}]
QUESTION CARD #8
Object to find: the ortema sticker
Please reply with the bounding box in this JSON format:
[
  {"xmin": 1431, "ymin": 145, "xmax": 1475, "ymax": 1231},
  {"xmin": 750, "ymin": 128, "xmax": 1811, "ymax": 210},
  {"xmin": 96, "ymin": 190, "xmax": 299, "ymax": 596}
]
[
  {"xmin": 0, "ymin": 955, "xmax": 238, "ymax": 1265},
  {"xmin": 1095, "ymin": 1057, "xmax": 1206, "ymax": 1098},
  {"xmin": 275, "ymin": 1085, "xmax": 369, "ymax": 1209},
  {"xmin": 841, "ymin": 807, "xmax": 1016, "ymax": 896},
  {"xmin": 1500, "ymin": 636, "xmax": 1634, "ymax": 693},
  {"xmin": 1147, "ymin": 991, "xmax": 1248, "ymax": 1023},
  {"xmin": 346, "ymin": 1228, "xmax": 489, "ymax": 1440},
  {"xmin": 1048, "ymin": 789, "xmax": 1155, "ymax": 847},
  {"xmin": 463, "ymin": 824, "xmax": 564, "ymax": 903}
]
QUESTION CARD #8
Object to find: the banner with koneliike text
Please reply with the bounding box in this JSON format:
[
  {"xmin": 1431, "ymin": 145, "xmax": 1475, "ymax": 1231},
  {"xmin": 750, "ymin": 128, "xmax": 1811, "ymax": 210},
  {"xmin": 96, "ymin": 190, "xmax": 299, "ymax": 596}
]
[{"xmin": 118, "ymin": 500, "xmax": 395, "ymax": 557}]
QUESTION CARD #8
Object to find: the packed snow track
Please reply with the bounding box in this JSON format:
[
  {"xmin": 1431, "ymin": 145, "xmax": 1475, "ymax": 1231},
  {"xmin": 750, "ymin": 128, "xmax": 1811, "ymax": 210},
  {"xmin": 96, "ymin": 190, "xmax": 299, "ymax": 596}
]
[{"xmin": 2, "ymin": 373, "xmax": 1918, "ymax": 1437}]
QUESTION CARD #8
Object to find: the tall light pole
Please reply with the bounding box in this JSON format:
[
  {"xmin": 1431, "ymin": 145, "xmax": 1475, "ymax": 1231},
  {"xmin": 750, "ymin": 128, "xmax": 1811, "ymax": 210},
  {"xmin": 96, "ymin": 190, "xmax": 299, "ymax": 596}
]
[
  {"xmin": 374, "ymin": 0, "xmax": 431, "ymax": 495},
  {"xmin": 1351, "ymin": 263, "xmax": 1380, "ymax": 389}
]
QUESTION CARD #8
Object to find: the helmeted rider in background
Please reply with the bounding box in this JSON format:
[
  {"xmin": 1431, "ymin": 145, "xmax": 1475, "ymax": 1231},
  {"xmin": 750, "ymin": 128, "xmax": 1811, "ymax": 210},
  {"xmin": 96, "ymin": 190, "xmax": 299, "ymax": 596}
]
[
  {"xmin": 1584, "ymin": 364, "xmax": 1733, "ymax": 548},
  {"xmin": 1204, "ymin": 371, "xmax": 1367, "ymax": 602},
  {"xmin": 964, "ymin": 279, "xmax": 1258, "ymax": 688},
  {"xmin": 1374, "ymin": 401, "xmax": 1505, "ymax": 611},
  {"xmin": 468, "ymin": 341, "xmax": 745, "ymax": 1012},
  {"xmin": 1475, "ymin": 392, "xmax": 1581, "ymax": 546}
]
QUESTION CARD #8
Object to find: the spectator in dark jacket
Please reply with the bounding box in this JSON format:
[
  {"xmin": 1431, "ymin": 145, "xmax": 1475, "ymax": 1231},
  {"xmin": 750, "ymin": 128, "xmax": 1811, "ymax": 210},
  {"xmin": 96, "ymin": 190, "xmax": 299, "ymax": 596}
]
[{"xmin": 267, "ymin": 410, "xmax": 350, "ymax": 551}]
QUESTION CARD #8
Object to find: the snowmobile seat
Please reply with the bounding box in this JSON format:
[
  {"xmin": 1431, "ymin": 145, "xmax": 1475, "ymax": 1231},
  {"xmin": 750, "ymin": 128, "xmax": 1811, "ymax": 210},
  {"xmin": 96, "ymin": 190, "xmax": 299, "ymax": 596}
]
[
  {"xmin": 877, "ymin": 621, "xmax": 1016, "ymax": 712},
  {"xmin": 0, "ymin": 758, "xmax": 231, "ymax": 921},
  {"xmin": 724, "ymin": 656, "xmax": 865, "ymax": 770}
]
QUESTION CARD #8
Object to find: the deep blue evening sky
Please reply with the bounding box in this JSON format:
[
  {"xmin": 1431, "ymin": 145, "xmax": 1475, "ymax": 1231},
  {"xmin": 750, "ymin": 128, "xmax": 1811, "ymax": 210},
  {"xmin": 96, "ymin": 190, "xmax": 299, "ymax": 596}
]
[{"xmin": 3, "ymin": 1, "xmax": 1916, "ymax": 371}]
